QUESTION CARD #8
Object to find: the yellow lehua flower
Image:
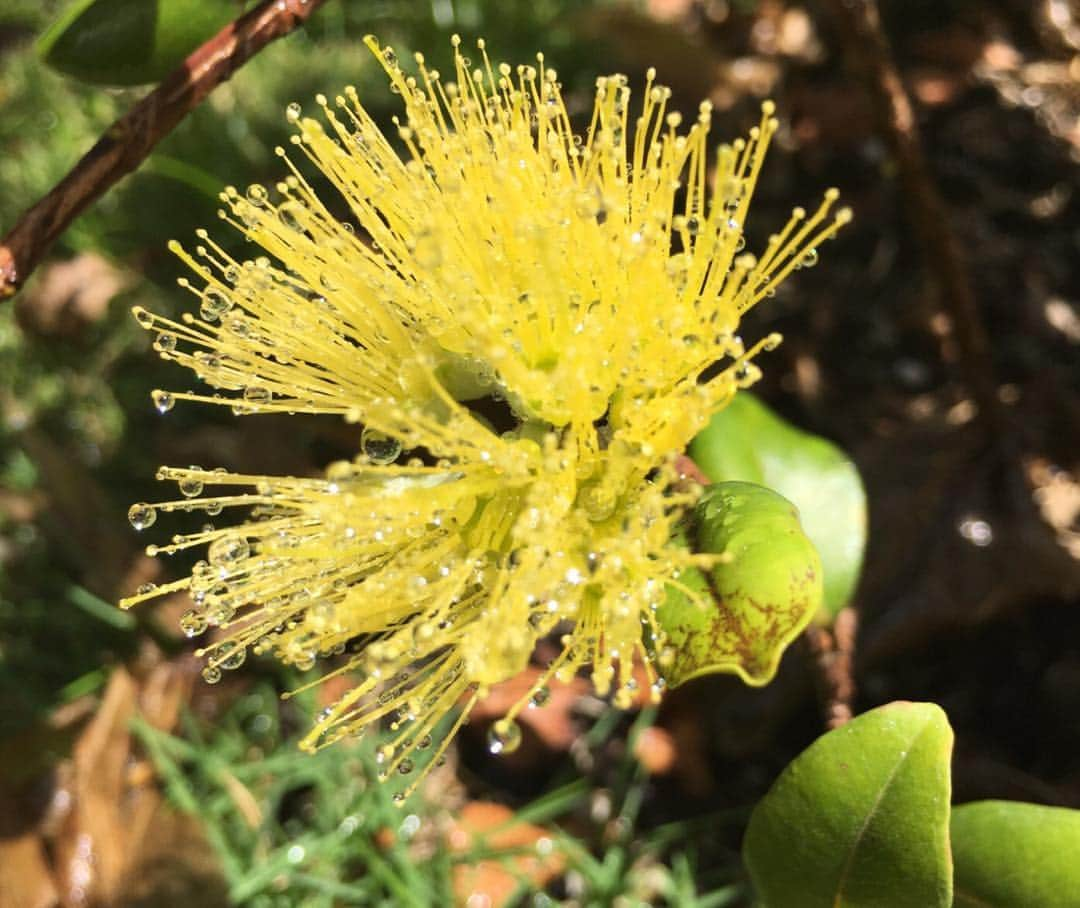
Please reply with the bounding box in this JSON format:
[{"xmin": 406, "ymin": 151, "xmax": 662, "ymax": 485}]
[{"xmin": 123, "ymin": 36, "xmax": 848, "ymax": 792}]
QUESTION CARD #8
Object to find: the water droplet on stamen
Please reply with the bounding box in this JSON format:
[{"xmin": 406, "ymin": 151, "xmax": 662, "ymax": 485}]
[
  {"xmin": 218, "ymin": 641, "xmax": 247, "ymax": 670},
  {"xmin": 208, "ymin": 536, "xmax": 249, "ymax": 565},
  {"xmin": 128, "ymin": 503, "xmax": 157, "ymax": 530},
  {"xmin": 200, "ymin": 287, "xmax": 232, "ymax": 321},
  {"xmin": 179, "ymin": 468, "xmax": 204, "ymax": 498},
  {"xmin": 529, "ymin": 686, "xmax": 551, "ymax": 708},
  {"xmin": 487, "ymin": 718, "xmax": 522, "ymax": 755},
  {"xmin": 180, "ymin": 609, "xmax": 208, "ymax": 637},
  {"xmin": 246, "ymin": 184, "xmax": 269, "ymax": 206},
  {"xmin": 361, "ymin": 428, "xmax": 402, "ymax": 465},
  {"xmin": 152, "ymin": 390, "xmax": 174, "ymax": 414},
  {"xmin": 244, "ymin": 386, "xmax": 272, "ymax": 406}
]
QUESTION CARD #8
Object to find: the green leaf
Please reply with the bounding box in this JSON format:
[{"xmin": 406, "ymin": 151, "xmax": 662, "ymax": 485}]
[
  {"xmin": 38, "ymin": 0, "xmax": 241, "ymax": 86},
  {"xmin": 743, "ymin": 701, "xmax": 954, "ymax": 908},
  {"xmin": 951, "ymin": 800, "xmax": 1080, "ymax": 907},
  {"xmin": 655, "ymin": 481, "xmax": 822, "ymax": 688},
  {"xmin": 688, "ymin": 393, "xmax": 866, "ymax": 619}
]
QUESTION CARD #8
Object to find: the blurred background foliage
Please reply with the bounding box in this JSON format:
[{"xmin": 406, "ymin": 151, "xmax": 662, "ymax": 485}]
[{"xmin": 1, "ymin": 0, "xmax": 1079, "ymax": 905}]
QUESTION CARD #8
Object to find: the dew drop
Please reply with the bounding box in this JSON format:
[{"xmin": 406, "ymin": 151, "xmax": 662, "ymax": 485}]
[
  {"xmin": 278, "ymin": 203, "xmax": 303, "ymax": 232},
  {"xmin": 244, "ymin": 386, "xmax": 272, "ymax": 405},
  {"xmin": 397, "ymin": 758, "xmax": 414, "ymax": 775},
  {"xmin": 529, "ymin": 686, "xmax": 551, "ymax": 708},
  {"xmin": 179, "ymin": 469, "xmax": 204, "ymax": 498},
  {"xmin": 155, "ymin": 332, "xmax": 177, "ymax": 353},
  {"xmin": 205, "ymin": 598, "xmax": 235, "ymax": 627},
  {"xmin": 286, "ymin": 101, "xmax": 302, "ymax": 122},
  {"xmin": 152, "ymin": 390, "xmax": 174, "ymax": 414},
  {"xmin": 133, "ymin": 307, "xmax": 155, "ymax": 329},
  {"xmin": 218, "ymin": 641, "xmax": 247, "ymax": 670},
  {"xmin": 246, "ymin": 184, "xmax": 269, "ymax": 206},
  {"xmin": 128, "ymin": 503, "xmax": 157, "ymax": 530},
  {"xmin": 361, "ymin": 428, "xmax": 402, "ymax": 465},
  {"xmin": 202, "ymin": 664, "xmax": 222, "ymax": 684},
  {"xmin": 200, "ymin": 287, "xmax": 232, "ymax": 321},
  {"xmin": 180, "ymin": 609, "xmax": 208, "ymax": 637},
  {"xmin": 136, "ymin": 582, "xmax": 157, "ymax": 596},
  {"xmin": 579, "ymin": 482, "xmax": 617, "ymax": 522},
  {"xmin": 800, "ymin": 247, "xmax": 819, "ymax": 268},
  {"xmin": 487, "ymin": 718, "xmax": 522, "ymax": 755},
  {"xmin": 208, "ymin": 536, "xmax": 250, "ymax": 564}
]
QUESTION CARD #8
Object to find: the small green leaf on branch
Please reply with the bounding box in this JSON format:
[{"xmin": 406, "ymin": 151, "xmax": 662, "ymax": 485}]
[
  {"xmin": 39, "ymin": 0, "xmax": 242, "ymax": 86},
  {"xmin": 689, "ymin": 393, "xmax": 866, "ymax": 619},
  {"xmin": 743, "ymin": 701, "xmax": 953, "ymax": 908}
]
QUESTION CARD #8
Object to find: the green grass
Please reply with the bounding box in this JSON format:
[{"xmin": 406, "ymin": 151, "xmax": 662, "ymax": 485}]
[{"xmin": 133, "ymin": 683, "xmax": 749, "ymax": 906}]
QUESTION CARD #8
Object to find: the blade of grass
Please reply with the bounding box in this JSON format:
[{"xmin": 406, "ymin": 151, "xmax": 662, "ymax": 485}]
[
  {"xmin": 66, "ymin": 584, "xmax": 135, "ymax": 629},
  {"xmin": 132, "ymin": 716, "xmax": 246, "ymax": 882}
]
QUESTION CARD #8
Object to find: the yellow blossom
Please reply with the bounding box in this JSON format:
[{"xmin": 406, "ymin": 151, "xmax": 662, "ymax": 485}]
[{"xmin": 122, "ymin": 36, "xmax": 848, "ymax": 793}]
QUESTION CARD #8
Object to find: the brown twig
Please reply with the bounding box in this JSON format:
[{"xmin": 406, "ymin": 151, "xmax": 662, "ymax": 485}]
[
  {"xmin": 0, "ymin": 0, "xmax": 330, "ymax": 300},
  {"xmin": 673, "ymin": 453, "xmax": 712, "ymax": 487},
  {"xmin": 803, "ymin": 606, "xmax": 858, "ymax": 729},
  {"xmin": 822, "ymin": 0, "xmax": 1002, "ymax": 428}
]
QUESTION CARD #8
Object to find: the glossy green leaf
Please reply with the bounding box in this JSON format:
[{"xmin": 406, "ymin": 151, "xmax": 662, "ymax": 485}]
[
  {"xmin": 688, "ymin": 392, "xmax": 866, "ymax": 618},
  {"xmin": 952, "ymin": 800, "xmax": 1080, "ymax": 907},
  {"xmin": 655, "ymin": 481, "xmax": 822, "ymax": 688},
  {"xmin": 38, "ymin": 0, "xmax": 241, "ymax": 86},
  {"xmin": 743, "ymin": 701, "xmax": 954, "ymax": 908}
]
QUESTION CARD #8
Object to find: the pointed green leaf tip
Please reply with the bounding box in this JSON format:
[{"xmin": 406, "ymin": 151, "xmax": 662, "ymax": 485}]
[
  {"xmin": 38, "ymin": 0, "xmax": 238, "ymax": 87},
  {"xmin": 952, "ymin": 800, "xmax": 1080, "ymax": 908},
  {"xmin": 655, "ymin": 481, "xmax": 822, "ymax": 688},
  {"xmin": 688, "ymin": 393, "xmax": 867, "ymax": 619},
  {"xmin": 743, "ymin": 701, "xmax": 954, "ymax": 908}
]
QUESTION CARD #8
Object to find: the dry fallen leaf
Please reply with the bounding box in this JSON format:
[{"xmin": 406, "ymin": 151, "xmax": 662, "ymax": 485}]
[
  {"xmin": 448, "ymin": 801, "xmax": 563, "ymax": 907},
  {"xmin": 0, "ymin": 659, "xmax": 222, "ymax": 908},
  {"xmin": 633, "ymin": 726, "xmax": 677, "ymax": 776},
  {"xmin": 52, "ymin": 668, "xmax": 141, "ymax": 905},
  {"xmin": 15, "ymin": 254, "xmax": 128, "ymax": 340},
  {"xmin": 0, "ymin": 834, "xmax": 59, "ymax": 908}
]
